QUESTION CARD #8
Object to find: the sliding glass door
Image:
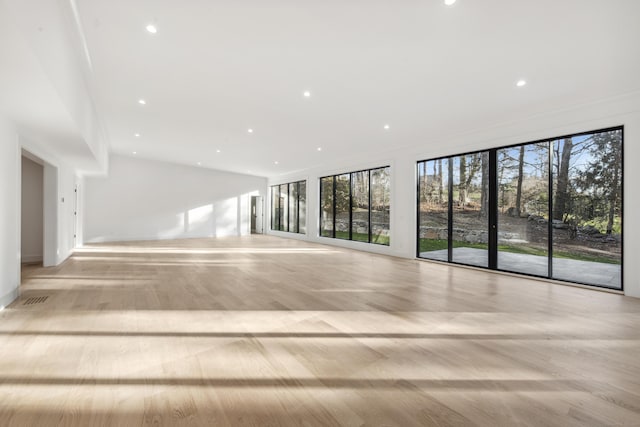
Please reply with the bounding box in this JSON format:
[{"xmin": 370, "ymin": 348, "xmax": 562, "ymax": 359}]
[
  {"xmin": 288, "ymin": 182, "xmax": 298, "ymax": 233},
  {"xmin": 335, "ymin": 174, "xmax": 350, "ymax": 240},
  {"xmin": 371, "ymin": 168, "xmax": 391, "ymax": 245},
  {"xmin": 279, "ymin": 184, "xmax": 288, "ymax": 231},
  {"xmin": 299, "ymin": 181, "xmax": 307, "ymax": 234},
  {"xmin": 551, "ymin": 131, "xmax": 622, "ymax": 287},
  {"xmin": 351, "ymin": 171, "xmax": 369, "ymax": 242},
  {"xmin": 320, "ymin": 177, "xmax": 334, "ymax": 237},
  {"xmin": 417, "ymin": 127, "xmax": 623, "ymax": 290},
  {"xmin": 418, "ymin": 159, "xmax": 449, "ymax": 261},
  {"xmin": 451, "ymin": 153, "xmax": 489, "ymax": 268},
  {"xmin": 497, "ymin": 142, "xmax": 549, "ymax": 277}
]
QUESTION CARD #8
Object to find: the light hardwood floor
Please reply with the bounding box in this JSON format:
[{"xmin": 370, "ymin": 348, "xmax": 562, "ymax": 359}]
[{"xmin": 1, "ymin": 235, "xmax": 640, "ymax": 426}]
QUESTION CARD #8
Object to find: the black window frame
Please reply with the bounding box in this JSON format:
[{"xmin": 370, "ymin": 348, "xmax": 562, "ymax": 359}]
[
  {"xmin": 269, "ymin": 180, "xmax": 306, "ymax": 235},
  {"xmin": 320, "ymin": 165, "xmax": 390, "ymax": 246},
  {"xmin": 417, "ymin": 126, "xmax": 624, "ymax": 291}
]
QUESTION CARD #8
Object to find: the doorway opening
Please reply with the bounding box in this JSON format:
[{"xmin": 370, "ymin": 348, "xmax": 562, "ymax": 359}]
[
  {"xmin": 251, "ymin": 196, "xmax": 263, "ymax": 234},
  {"xmin": 21, "ymin": 154, "xmax": 44, "ymax": 266}
]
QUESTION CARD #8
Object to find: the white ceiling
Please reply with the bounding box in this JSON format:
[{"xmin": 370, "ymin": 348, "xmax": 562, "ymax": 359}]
[
  {"xmin": 76, "ymin": 0, "xmax": 640, "ymax": 177},
  {"xmin": 0, "ymin": 1, "xmax": 98, "ymax": 171}
]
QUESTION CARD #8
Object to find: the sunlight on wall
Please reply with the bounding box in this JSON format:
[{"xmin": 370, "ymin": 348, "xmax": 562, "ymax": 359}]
[
  {"xmin": 157, "ymin": 212, "xmax": 186, "ymax": 240},
  {"xmin": 187, "ymin": 204, "xmax": 213, "ymax": 234},
  {"xmin": 91, "ymin": 192, "xmax": 266, "ymax": 243},
  {"xmin": 215, "ymin": 197, "xmax": 238, "ymax": 237},
  {"xmin": 240, "ymin": 193, "xmax": 251, "ymax": 235}
]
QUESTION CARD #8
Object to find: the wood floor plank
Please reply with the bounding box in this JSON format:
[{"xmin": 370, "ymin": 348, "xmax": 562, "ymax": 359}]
[{"xmin": 0, "ymin": 235, "xmax": 639, "ymax": 426}]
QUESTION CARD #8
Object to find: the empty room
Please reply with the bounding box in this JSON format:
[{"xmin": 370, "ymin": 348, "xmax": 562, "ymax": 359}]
[{"xmin": 1, "ymin": 0, "xmax": 640, "ymax": 426}]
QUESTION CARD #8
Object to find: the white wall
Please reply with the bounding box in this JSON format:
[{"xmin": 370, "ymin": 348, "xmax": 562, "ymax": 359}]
[
  {"xmin": 622, "ymin": 110, "xmax": 640, "ymax": 298},
  {"xmin": 42, "ymin": 162, "xmax": 58, "ymax": 267},
  {"xmin": 75, "ymin": 177, "xmax": 84, "ymax": 247},
  {"xmin": 21, "ymin": 156, "xmax": 43, "ymax": 263},
  {"xmin": 57, "ymin": 166, "xmax": 78, "ymax": 261},
  {"xmin": 44, "ymin": 163, "xmax": 77, "ymax": 265},
  {"xmin": 0, "ymin": 119, "xmax": 81, "ymax": 309},
  {"xmin": 83, "ymin": 155, "xmax": 267, "ymax": 243},
  {"xmin": 268, "ymin": 92, "xmax": 640, "ymax": 298},
  {"xmin": 0, "ymin": 118, "xmax": 21, "ymax": 308}
]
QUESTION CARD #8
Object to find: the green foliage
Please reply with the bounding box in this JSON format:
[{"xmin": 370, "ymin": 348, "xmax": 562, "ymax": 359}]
[
  {"xmin": 571, "ymin": 130, "xmax": 622, "ymax": 233},
  {"xmin": 552, "ymin": 249, "xmax": 620, "ymax": 265},
  {"xmin": 351, "ymin": 231, "xmax": 369, "ymax": 243},
  {"xmin": 322, "ymin": 167, "xmax": 390, "ymax": 218},
  {"xmin": 335, "ymin": 230, "xmax": 390, "ymax": 245},
  {"xmin": 419, "ymin": 239, "xmax": 448, "ymax": 252},
  {"xmin": 582, "ymin": 218, "xmax": 622, "ymax": 234},
  {"xmin": 320, "ymin": 177, "xmax": 334, "ymax": 212},
  {"xmin": 335, "ymin": 175, "xmax": 350, "ymax": 213},
  {"xmin": 371, "ymin": 234, "xmax": 390, "ymax": 245},
  {"xmin": 322, "ymin": 168, "xmax": 391, "ymax": 246}
]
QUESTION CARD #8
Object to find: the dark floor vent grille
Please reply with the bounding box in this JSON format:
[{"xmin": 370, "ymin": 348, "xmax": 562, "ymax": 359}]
[{"xmin": 23, "ymin": 296, "xmax": 49, "ymax": 305}]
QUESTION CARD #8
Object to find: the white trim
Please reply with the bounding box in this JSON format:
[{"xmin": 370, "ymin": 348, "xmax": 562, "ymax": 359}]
[
  {"xmin": 0, "ymin": 287, "xmax": 20, "ymax": 310},
  {"xmin": 21, "ymin": 255, "xmax": 43, "ymax": 264}
]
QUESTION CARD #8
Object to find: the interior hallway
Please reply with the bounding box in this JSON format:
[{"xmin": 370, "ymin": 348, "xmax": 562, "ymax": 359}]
[{"xmin": 1, "ymin": 235, "xmax": 640, "ymax": 426}]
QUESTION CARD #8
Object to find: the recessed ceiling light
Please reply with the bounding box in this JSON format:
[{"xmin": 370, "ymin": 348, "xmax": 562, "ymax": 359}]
[
  {"xmin": 134, "ymin": 133, "xmax": 140, "ymax": 137},
  {"xmin": 132, "ymin": 151, "xmax": 137, "ymax": 155},
  {"xmin": 317, "ymin": 147, "xmax": 322, "ymax": 151},
  {"xmin": 384, "ymin": 124, "xmax": 390, "ymax": 130},
  {"xmin": 274, "ymin": 161, "xmax": 279, "ymax": 165},
  {"xmin": 146, "ymin": 24, "xmax": 157, "ymax": 34},
  {"xmin": 516, "ymin": 79, "xmax": 527, "ymax": 87},
  {"xmin": 248, "ymin": 128, "xmax": 254, "ymax": 133},
  {"xmin": 138, "ymin": 99, "xmax": 146, "ymax": 105},
  {"xmin": 303, "ymin": 91, "xmax": 311, "ymax": 98},
  {"xmin": 216, "ymin": 149, "xmax": 221, "ymax": 153},
  {"xmin": 444, "ymin": 0, "xmax": 456, "ymax": 5},
  {"xmin": 197, "ymin": 162, "xmax": 201, "ymax": 166}
]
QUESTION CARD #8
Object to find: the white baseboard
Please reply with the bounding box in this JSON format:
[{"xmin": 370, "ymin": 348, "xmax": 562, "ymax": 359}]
[{"xmin": 0, "ymin": 287, "xmax": 20, "ymax": 310}]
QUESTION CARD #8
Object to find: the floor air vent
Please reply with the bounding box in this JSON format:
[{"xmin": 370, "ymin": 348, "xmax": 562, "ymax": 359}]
[{"xmin": 23, "ymin": 296, "xmax": 49, "ymax": 305}]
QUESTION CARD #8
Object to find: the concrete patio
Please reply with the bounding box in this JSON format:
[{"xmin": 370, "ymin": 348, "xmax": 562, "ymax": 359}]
[{"xmin": 420, "ymin": 247, "xmax": 621, "ymax": 289}]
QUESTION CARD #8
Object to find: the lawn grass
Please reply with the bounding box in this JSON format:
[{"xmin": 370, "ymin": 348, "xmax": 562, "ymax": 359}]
[
  {"xmin": 549, "ymin": 250, "xmax": 621, "ymax": 265},
  {"xmin": 334, "ymin": 230, "xmax": 390, "ymax": 246},
  {"xmin": 418, "ymin": 238, "xmax": 620, "ymax": 265}
]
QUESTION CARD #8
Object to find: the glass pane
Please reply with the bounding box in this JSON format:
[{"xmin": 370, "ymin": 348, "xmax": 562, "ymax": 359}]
[
  {"xmin": 335, "ymin": 174, "xmax": 350, "ymax": 240},
  {"xmin": 371, "ymin": 167, "xmax": 390, "ymax": 245},
  {"xmin": 497, "ymin": 143, "xmax": 550, "ymax": 276},
  {"xmin": 279, "ymin": 184, "xmax": 287, "ymax": 231},
  {"xmin": 552, "ymin": 130, "xmax": 622, "ymax": 289},
  {"xmin": 299, "ymin": 181, "xmax": 306, "ymax": 234},
  {"xmin": 289, "ymin": 182, "xmax": 298, "ymax": 233},
  {"xmin": 271, "ymin": 186, "xmax": 278, "ymax": 230},
  {"xmin": 418, "ymin": 159, "xmax": 449, "ymax": 260},
  {"xmin": 320, "ymin": 177, "xmax": 334, "ymax": 237},
  {"xmin": 451, "ymin": 152, "xmax": 488, "ymax": 267},
  {"xmin": 351, "ymin": 171, "xmax": 369, "ymax": 242}
]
